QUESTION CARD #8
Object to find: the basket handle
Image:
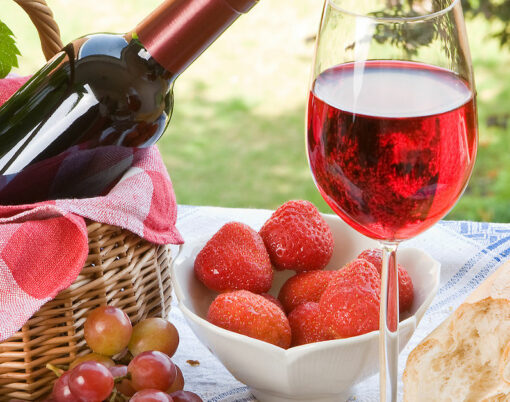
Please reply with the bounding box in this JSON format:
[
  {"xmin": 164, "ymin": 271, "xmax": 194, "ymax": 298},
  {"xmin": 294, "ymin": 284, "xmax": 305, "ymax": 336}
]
[{"xmin": 13, "ymin": 0, "xmax": 63, "ymax": 61}]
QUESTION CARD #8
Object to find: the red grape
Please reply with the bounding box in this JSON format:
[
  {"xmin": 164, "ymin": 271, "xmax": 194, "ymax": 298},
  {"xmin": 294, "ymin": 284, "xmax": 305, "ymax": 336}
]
[
  {"xmin": 109, "ymin": 365, "xmax": 136, "ymax": 397},
  {"xmin": 84, "ymin": 305, "xmax": 132, "ymax": 356},
  {"xmin": 68, "ymin": 361, "xmax": 114, "ymax": 401},
  {"xmin": 169, "ymin": 391, "xmax": 203, "ymax": 402},
  {"xmin": 128, "ymin": 351, "xmax": 177, "ymax": 391},
  {"xmin": 166, "ymin": 365, "xmax": 184, "ymax": 393},
  {"xmin": 130, "ymin": 389, "xmax": 174, "ymax": 402},
  {"xmin": 69, "ymin": 352, "xmax": 115, "ymax": 369},
  {"xmin": 108, "ymin": 364, "xmax": 127, "ymax": 377},
  {"xmin": 129, "ymin": 317, "xmax": 179, "ymax": 357},
  {"xmin": 51, "ymin": 371, "xmax": 75, "ymax": 402}
]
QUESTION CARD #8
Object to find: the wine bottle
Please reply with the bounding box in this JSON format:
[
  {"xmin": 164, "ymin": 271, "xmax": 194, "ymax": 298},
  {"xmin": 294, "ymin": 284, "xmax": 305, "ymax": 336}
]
[{"xmin": 0, "ymin": 0, "xmax": 258, "ymax": 205}]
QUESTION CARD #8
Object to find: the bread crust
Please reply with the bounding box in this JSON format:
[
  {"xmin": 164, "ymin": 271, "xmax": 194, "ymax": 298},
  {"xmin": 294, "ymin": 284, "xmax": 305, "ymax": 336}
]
[{"xmin": 403, "ymin": 258, "xmax": 510, "ymax": 402}]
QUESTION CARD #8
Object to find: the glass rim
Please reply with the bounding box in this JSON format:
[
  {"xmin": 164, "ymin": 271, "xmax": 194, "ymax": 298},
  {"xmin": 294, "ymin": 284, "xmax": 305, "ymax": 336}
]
[{"xmin": 327, "ymin": 0, "xmax": 460, "ymax": 23}]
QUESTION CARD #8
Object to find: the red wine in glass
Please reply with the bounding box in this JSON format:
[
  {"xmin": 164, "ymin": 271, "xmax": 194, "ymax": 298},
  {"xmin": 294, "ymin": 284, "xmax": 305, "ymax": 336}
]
[{"xmin": 307, "ymin": 60, "xmax": 477, "ymax": 242}]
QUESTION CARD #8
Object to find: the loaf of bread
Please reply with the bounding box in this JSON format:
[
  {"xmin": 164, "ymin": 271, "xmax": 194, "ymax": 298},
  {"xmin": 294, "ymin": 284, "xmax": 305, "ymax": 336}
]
[{"xmin": 403, "ymin": 259, "xmax": 510, "ymax": 402}]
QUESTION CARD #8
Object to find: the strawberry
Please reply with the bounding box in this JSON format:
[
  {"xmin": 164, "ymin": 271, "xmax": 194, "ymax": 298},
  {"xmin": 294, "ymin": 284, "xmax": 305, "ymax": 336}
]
[
  {"xmin": 194, "ymin": 222, "xmax": 273, "ymax": 293},
  {"xmin": 357, "ymin": 249, "xmax": 414, "ymax": 312},
  {"xmin": 207, "ymin": 290, "xmax": 291, "ymax": 349},
  {"xmin": 261, "ymin": 293, "xmax": 285, "ymax": 312},
  {"xmin": 320, "ymin": 259, "xmax": 380, "ymax": 338},
  {"xmin": 278, "ymin": 270, "xmax": 337, "ymax": 314},
  {"xmin": 288, "ymin": 302, "xmax": 332, "ymax": 346},
  {"xmin": 259, "ymin": 200, "xmax": 334, "ymax": 272}
]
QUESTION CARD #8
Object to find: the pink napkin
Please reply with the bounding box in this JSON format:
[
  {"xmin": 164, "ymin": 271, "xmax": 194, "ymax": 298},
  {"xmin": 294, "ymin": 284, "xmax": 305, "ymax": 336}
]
[
  {"xmin": 0, "ymin": 76, "xmax": 183, "ymax": 341},
  {"xmin": 0, "ymin": 76, "xmax": 29, "ymax": 105}
]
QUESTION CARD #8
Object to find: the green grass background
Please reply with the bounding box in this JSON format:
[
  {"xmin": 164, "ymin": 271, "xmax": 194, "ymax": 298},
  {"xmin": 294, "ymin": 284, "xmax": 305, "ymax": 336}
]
[{"xmin": 3, "ymin": 0, "xmax": 510, "ymax": 222}]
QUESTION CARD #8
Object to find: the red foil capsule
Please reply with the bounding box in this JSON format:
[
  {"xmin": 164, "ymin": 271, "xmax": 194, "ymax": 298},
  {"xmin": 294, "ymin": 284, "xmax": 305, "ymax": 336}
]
[{"xmin": 135, "ymin": 0, "xmax": 258, "ymax": 76}]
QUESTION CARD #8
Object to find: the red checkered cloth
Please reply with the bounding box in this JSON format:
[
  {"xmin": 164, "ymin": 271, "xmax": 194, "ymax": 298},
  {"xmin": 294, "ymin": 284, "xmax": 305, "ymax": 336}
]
[{"xmin": 0, "ymin": 76, "xmax": 183, "ymax": 341}]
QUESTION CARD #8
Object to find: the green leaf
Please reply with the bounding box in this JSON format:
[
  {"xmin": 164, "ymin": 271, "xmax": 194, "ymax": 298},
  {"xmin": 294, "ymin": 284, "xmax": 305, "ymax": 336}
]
[{"xmin": 0, "ymin": 20, "xmax": 21, "ymax": 79}]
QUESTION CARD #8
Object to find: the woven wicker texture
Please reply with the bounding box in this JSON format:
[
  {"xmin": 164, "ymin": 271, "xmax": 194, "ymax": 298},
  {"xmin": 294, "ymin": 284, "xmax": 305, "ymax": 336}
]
[
  {"xmin": 0, "ymin": 2, "xmax": 173, "ymax": 400},
  {"xmin": 0, "ymin": 223, "xmax": 173, "ymax": 401},
  {"xmin": 13, "ymin": 0, "xmax": 63, "ymax": 61}
]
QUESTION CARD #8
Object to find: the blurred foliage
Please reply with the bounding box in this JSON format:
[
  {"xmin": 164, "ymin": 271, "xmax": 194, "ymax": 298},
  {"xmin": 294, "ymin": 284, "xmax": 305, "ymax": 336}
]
[
  {"xmin": 372, "ymin": 0, "xmax": 510, "ymax": 56},
  {"xmin": 462, "ymin": 0, "xmax": 510, "ymax": 47},
  {"xmin": 3, "ymin": 0, "xmax": 510, "ymax": 222},
  {"xmin": 370, "ymin": 1, "xmax": 462, "ymax": 68}
]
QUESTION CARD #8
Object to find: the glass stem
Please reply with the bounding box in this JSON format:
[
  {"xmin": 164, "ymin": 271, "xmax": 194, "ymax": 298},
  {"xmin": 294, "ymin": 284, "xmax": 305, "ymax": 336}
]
[{"xmin": 379, "ymin": 241, "xmax": 399, "ymax": 402}]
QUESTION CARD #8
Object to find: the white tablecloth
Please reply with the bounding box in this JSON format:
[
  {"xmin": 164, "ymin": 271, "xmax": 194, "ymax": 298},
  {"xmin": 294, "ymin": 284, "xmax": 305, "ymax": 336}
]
[{"xmin": 169, "ymin": 205, "xmax": 510, "ymax": 401}]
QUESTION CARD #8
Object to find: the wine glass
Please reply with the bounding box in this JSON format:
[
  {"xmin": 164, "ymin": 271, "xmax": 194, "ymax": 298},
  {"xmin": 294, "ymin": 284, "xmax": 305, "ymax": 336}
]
[{"xmin": 306, "ymin": 0, "xmax": 477, "ymax": 400}]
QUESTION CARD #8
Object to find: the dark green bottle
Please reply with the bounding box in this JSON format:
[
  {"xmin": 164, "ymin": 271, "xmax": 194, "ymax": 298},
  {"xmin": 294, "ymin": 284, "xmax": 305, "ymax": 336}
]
[{"xmin": 0, "ymin": 0, "xmax": 257, "ymax": 204}]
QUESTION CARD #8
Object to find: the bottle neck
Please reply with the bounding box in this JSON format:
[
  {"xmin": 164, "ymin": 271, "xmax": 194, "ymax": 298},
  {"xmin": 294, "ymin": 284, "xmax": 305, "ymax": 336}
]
[{"xmin": 132, "ymin": 0, "xmax": 257, "ymax": 77}]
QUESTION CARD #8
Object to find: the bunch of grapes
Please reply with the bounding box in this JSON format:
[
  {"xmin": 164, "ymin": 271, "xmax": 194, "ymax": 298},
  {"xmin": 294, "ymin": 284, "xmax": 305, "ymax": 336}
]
[{"xmin": 48, "ymin": 306, "xmax": 202, "ymax": 402}]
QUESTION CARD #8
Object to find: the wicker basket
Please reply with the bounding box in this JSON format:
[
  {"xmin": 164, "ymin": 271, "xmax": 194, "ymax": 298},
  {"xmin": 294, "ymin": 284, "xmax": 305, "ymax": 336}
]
[{"xmin": 0, "ymin": 2, "xmax": 173, "ymax": 401}]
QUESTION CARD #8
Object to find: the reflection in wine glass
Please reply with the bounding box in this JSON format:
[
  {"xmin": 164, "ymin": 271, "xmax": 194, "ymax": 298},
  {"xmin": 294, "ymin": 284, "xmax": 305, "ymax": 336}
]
[{"xmin": 307, "ymin": 0, "xmax": 477, "ymax": 400}]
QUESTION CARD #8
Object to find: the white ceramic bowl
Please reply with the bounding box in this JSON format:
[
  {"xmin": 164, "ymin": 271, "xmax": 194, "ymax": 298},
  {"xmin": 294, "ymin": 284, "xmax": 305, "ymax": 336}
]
[{"xmin": 171, "ymin": 214, "xmax": 440, "ymax": 402}]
